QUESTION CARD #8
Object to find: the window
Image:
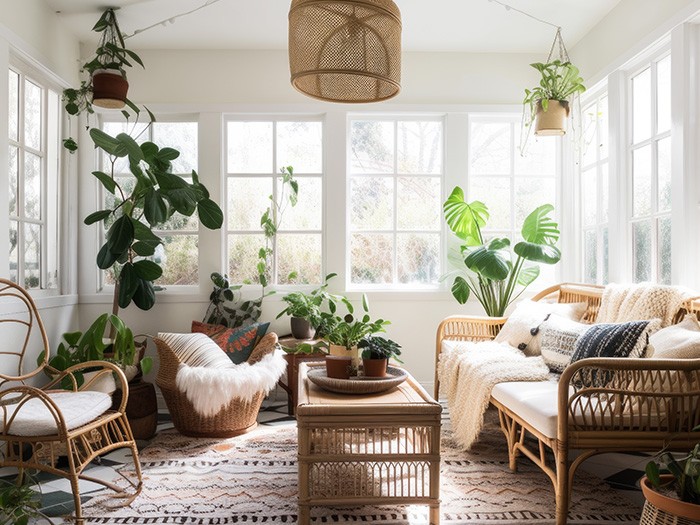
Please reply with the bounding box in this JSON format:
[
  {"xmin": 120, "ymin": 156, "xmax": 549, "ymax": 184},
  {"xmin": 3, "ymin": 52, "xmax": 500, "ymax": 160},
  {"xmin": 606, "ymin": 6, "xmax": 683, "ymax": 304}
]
[
  {"xmin": 101, "ymin": 119, "xmax": 199, "ymax": 286},
  {"xmin": 580, "ymin": 93, "xmax": 609, "ymax": 284},
  {"xmin": 629, "ymin": 53, "xmax": 672, "ymax": 284},
  {"xmin": 226, "ymin": 118, "xmax": 323, "ymax": 285},
  {"xmin": 468, "ymin": 116, "xmax": 559, "ymax": 280},
  {"xmin": 348, "ymin": 118, "xmax": 443, "ymax": 287},
  {"xmin": 8, "ymin": 66, "xmax": 60, "ymax": 291}
]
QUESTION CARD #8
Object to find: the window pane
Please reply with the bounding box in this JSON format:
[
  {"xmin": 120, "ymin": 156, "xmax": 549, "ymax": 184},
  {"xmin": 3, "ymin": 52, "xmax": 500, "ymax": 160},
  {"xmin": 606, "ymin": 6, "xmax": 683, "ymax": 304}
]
[
  {"xmin": 9, "ymin": 146, "xmax": 17, "ymax": 216},
  {"xmin": 656, "ymin": 56, "xmax": 671, "ymax": 134},
  {"xmin": 470, "ymin": 122, "xmax": 511, "ymax": 175},
  {"xmin": 8, "ymin": 71, "xmax": 18, "ymax": 142},
  {"xmin": 227, "ymin": 177, "xmax": 272, "ymax": 231},
  {"xmin": 277, "ymin": 233, "xmax": 322, "ymax": 284},
  {"xmin": 514, "ymin": 177, "xmax": 556, "ymax": 227},
  {"xmin": 350, "ymin": 121, "xmax": 394, "ymax": 174},
  {"xmin": 350, "ymin": 177, "xmax": 393, "ymax": 230},
  {"xmin": 24, "ymin": 80, "xmax": 41, "ymax": 150},
  {"xmin": 657, "ymin": 137, "xmax": 672, "ymax": 212},
  {"xmin": 581, "ymin": 168, "xmax": 597, "ymax": 227},
  {"xmin": 581, "ymin": 103, "xmax": 598, "ymax": 167},
  {"xmin": 227, "ymin": 122, "xmax": 273, "ymax": 173},
  {"xmin": 599, "ymin": 97, "xmax": 609, "ymax": 159},
  {"xmin": 152, "ymin": 235, "xmax": 199, "ymax": 285},
  {"xmin": 583, "ymin": 229, "xmax": 597, "ymax": 284},
  {"xmin": 397, "ymin": 233, "xmax": 440, "ymax": 284},
  {"xmin": 9, "ymin": 221, "xmax": 18, "ymax": 284},
  {"xmin": 351, "ymin": 233, "xmax": 393, "ymax": 284},
  {"xmin": 658, "ymin": 216, "xmax": 672, "ymax": 285},
  {"xmin": 24, "ymin": 152, "xmax": 41, "ymax": 220},
  {"xmin": 24, "ymin": 223, "xmax": 40, "ymax": 289},
  {"xmin": 228, "ymin": 234, "xmax": 266, "ymax": 284},
  {"xmin": 397, "ymin": 177, "xmax": 441, "ymax": 230},
  {"xmin": 633, "ymin": 220, "xmax": 652, "ymax": 282},
  {"xmin": 600, "ymin": 163, "xmax": 609, "ymax": 223},
  {"xmin": 515, "ymin": 136, "xmax": 556, "ymax": 176},
  {"xmin": 277, "ymin": 121, "xmax": 322, "ymax": 173},
  {"xmin": 602, "ymin": 226, "xmax": 609, "ymax": 284},
  {"xmin": 397, "ymin": 121, "xmax": 442, "ymax": 174},
  {"xmin": 470, "ymin": 177, "xmax": 511, "ymax": 230},
  {"xmin": 279, "ymin": 176, "xmax": 322, "ymax": 231},
  {"xmin": 632, "ymin": 68, "xmax": 651, "ymax": 144},
  {"xmin": 152, "ymin": 122, "xmax": 198, "ymax": 174},
  {"xmin": 632, "ymin": 146, "xmax": 651, "ymax": 218}
]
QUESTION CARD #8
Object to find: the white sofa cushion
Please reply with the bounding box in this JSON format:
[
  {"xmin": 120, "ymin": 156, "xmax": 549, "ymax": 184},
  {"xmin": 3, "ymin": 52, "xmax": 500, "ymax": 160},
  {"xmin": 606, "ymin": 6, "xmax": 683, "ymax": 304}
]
[
  {"xmin": 492, "ymin": 381, "xmax": 560, "ymax": 438},
  {"xmin": 647, "ymin": 314, "xmax": 700, "ymax": 358},
  {"xmin": 1, "ymin": 391, "xmax": 112, "ymax": 437}
]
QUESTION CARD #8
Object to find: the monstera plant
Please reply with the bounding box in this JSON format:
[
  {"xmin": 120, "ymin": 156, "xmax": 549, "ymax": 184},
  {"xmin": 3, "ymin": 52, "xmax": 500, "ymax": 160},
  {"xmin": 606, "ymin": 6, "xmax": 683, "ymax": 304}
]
[{"xmin": 443, "ymin": 186, "xmax": 561, "ymax": 317}]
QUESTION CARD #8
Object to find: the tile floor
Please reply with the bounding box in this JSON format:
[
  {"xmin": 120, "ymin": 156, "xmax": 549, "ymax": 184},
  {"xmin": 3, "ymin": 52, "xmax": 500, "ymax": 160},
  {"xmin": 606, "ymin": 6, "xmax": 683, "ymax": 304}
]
[{"xmin": 4, "ymin": 386, "xmax": 647, "ymax": 521}]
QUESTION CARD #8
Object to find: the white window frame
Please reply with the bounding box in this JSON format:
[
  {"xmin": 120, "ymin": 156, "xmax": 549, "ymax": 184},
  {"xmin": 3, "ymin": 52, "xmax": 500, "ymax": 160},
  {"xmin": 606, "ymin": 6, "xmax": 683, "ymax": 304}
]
[
  {"xmin": 224, "ymin": 114, "xmax": 325, "ymax": 290},
  {"xmin": 346, "ymin": 114, "xmax": 445, "ymax": 291},
  {"xmin": 8, "ymin": 62, "xmax": 60, "ymax": 295}
]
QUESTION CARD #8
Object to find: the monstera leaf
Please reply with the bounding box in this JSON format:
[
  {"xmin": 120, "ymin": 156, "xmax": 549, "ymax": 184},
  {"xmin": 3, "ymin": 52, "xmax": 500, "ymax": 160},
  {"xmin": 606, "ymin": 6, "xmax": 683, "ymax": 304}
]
[
  {"xmin": 443, "ymin": 187, "xmax": 489, "ymax": 246},
  {"xmin": 514, "ymin": 205, "xmax": 562, "ymax": 265},
  {"xmin": 464, "ymin": 238, "xmax": 511, "ymax": 281}
]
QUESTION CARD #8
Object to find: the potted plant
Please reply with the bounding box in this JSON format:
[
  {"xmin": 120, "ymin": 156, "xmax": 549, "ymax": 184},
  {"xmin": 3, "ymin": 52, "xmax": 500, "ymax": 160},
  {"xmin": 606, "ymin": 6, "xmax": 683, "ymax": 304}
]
[
  {"xmin": 642, "ymin": 439, "xmax": 700, "ymax": 522},
  {"xmin": 0, "ymin": 469, "xmax": 53, "ymax": 524},
  {"xmin": 523, "ymin": 59, "xmax": 586, "ymax": 135},
  {"xmin": 443, "ymin": 186, "xmax": 562, "ymax": 317},
  {"xmin": 358, "ymin": 336, "xmax": 402, "ymax": 378}
]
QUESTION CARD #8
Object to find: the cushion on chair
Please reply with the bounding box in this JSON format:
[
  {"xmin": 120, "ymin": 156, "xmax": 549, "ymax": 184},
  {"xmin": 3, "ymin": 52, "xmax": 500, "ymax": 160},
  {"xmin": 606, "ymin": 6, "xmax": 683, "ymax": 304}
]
[
  {"xmin": 540, "ymin": 315, "xmax": 590, "ymax": 373},
  {"xmin": 492, "ymin": 381, "xmax": 560, "ymax": 438},
  {"xmin": 191, "ymin": 321, "xmax": 270, "ymax": 364},
  {"xmin": 495, "ymin": 300, "xmax": 588, "ymax": 356},
  {"xmin": 157, "ymin": 332, "xmax": 235, "ymax": 369},
  {"xmin": 0, "ymin": 391, "xmax": 112, "ymax": 437},
  {"xmin": 247, "ymin": 333, "xmax": 279, "ymax": 365},
  {"xmin": 647, "ymin": 314, "xmax": 700, "ymax": 358}
]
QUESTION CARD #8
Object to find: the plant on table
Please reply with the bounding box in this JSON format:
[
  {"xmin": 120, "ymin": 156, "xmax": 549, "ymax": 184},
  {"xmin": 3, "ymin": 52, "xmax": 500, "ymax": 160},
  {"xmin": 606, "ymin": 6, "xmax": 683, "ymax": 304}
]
[
  {"xmin": 443, "ymin": 186, "xmax": 561, "ymax": 317},
  {"xmin": 359, "ymin": 335, "xmax": 402, "ymax": 377}
]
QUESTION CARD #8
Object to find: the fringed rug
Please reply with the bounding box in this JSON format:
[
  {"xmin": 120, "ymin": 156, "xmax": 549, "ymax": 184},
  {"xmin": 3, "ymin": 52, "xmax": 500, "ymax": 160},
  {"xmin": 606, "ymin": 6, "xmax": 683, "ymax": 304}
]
[{"xmin": 81, "ymin": 410, "xmax": 641, "ymax": 524}]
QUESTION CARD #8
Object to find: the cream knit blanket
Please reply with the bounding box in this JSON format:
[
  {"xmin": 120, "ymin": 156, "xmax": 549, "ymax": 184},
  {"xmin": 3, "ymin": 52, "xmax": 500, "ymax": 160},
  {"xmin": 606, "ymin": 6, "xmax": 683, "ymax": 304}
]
[
  {"xmin": 597, "ymin": 283, "xmax": 693, "ymax": 327},
  {"xmin": 438, "ymin": 341, "xmax": 549, "ymax": 449}
]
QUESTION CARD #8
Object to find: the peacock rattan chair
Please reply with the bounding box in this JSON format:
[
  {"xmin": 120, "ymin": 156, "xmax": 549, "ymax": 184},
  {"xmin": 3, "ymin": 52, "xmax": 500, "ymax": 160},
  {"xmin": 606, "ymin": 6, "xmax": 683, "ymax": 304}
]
[{"xmin": 0, "ymin": 279, "xmax": 142, "ymax": 523}]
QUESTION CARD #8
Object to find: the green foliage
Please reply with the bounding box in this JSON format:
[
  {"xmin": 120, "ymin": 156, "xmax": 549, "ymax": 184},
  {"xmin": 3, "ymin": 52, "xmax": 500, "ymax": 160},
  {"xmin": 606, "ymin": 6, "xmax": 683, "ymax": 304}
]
[
  {"xmin": 61, "ymin": 8, "xmax": 145, "ymax": 133},
  {"xmin": 359, "ymin": 336, "xmax": 402, "ymax": 362},
  {"xmin": 646, "ymin": 437, "xmax": 700, "ymax": 505},
  {"xmin": 323, "ymin": 294, "xmax": 389, "ymax": 349},
  {"xmin": 88, "ymin": 128, "xmax": 223, "ymax": 311},
  {"xmin": 443, "ymin": 186, "xmax": 561, "ymax": 317},
  {"xmin": 523, "ymin": 59, "xmax": 586, "ymax": 121},
  {"xmin": 0, "ymin": 470, "xmax": 52, "ymax": 525},
  {"xmin": 203, "ymin": 272, "xmax": 264, "ymax": 328}
]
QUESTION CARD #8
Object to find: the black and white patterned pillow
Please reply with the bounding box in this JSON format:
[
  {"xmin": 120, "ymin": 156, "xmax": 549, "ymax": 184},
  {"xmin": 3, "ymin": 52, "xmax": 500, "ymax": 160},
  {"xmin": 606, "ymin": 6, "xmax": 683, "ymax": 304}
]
[
  {"xmin": 570, "ymin": 320, "xmax": 660, "ymax": 363},
  {"xmin": 539, "ymin": 315, "xmax": 590, "ymax": 373}
]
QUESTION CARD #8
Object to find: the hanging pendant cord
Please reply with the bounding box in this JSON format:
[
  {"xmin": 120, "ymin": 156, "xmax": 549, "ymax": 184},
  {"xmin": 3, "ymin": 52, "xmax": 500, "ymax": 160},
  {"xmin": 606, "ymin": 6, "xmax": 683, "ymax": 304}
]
[
  {"xmin": 123, "ymin": 0, "xmax": 225, "ymax": 40},
  {"xmin": 486, "ymin": 0, "xmax": 561, "ymax": 30}
]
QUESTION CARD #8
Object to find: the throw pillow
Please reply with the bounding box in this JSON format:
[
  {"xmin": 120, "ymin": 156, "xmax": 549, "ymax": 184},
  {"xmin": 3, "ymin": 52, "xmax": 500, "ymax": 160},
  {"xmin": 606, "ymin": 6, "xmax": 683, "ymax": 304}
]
[
  {"xmin": 539, "ymin": 315, "xmax": 590, "ymax": 373},
  {"xmin": 494, "ymin": 299, "xmax": 588, "ymax": 356},
  {"xmin": 247, "ymin": 333, "xmax": 279, "ymax": 365},
  {"xmin": 571, "ymin": 319, "xmax": 661, "ymax": 362},
  {"xmin": 191, "ymin": 321, "xmax": 270, "ymax": 364},
  {"xmin": 156, "ymin": 332, "xmax": 234, "ymax": 369},
  {"xmin": 647, "ymin": 314, "xmax": 700, "ymax": 359}
]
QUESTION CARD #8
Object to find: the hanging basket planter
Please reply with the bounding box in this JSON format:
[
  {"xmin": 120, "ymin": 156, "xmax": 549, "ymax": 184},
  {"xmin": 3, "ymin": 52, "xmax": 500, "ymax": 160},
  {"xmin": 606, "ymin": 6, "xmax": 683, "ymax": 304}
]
[
  {"xmin": 91, "ymin": 69, "xmax": 129, "ymax": 109},
  {"xmin": 534, "ymin": 99, "xmax": 570, "ymax": 136}
]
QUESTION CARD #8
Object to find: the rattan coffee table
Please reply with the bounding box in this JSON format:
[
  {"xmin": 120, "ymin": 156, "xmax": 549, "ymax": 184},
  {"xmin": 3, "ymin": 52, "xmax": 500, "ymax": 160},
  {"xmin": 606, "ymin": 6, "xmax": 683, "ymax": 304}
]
[{"xmin": 297, "ymin": 362, "xmax": 442, "ymax": 524}]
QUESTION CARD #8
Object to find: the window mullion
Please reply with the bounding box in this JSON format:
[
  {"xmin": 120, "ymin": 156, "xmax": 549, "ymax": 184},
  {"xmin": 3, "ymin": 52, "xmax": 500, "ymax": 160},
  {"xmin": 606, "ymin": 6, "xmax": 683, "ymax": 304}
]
[{"xmin": 392, "ymin": 120, "xmax": 399, "ymax": 285}]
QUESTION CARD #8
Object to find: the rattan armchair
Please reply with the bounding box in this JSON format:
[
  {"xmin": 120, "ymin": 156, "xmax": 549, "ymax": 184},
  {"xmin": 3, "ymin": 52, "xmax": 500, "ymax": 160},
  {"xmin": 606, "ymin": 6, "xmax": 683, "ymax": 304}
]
[
  {"xmin": 0, "ymin": 279, "xmax": 142, "ymax": 523},
  {"xmin": 435, "ymin": 283, "xmax": 700, "ymax": 525}
]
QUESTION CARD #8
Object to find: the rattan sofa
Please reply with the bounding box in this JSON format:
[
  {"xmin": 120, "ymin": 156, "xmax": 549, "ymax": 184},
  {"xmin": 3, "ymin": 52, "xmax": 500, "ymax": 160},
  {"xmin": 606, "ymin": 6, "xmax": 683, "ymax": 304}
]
[{"xmin": 435, "ymin": 283, "xmax": 700, "ymax": 525}]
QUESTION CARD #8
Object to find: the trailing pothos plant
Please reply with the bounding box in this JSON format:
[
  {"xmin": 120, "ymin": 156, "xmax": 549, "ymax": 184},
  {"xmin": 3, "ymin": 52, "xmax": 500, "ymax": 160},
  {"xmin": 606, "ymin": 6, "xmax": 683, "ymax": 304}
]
[
  {"xmin": 443, "ymin": 186, "xmax": 561, "ymax": 317},
  {"xmin": 523, "ymin": 59, "xmax": 586, "ymax": 122},
  {"xmin": 86, "ymin": 127, "xmax": 223, "ymax": 313}
]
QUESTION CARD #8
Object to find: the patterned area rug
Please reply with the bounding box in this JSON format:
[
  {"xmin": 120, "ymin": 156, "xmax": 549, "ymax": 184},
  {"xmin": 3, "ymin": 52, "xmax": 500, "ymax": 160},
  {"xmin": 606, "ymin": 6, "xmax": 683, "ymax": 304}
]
[{"xmin": 81, "ymin": 410, "xmax": 641, "ymax": 524}]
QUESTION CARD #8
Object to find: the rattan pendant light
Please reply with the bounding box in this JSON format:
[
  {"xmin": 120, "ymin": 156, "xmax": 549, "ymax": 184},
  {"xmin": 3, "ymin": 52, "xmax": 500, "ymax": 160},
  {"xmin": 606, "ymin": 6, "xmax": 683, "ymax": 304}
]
[{"xmin": 288, "ymin": 0, "xmax": 402, "ymax": 103}]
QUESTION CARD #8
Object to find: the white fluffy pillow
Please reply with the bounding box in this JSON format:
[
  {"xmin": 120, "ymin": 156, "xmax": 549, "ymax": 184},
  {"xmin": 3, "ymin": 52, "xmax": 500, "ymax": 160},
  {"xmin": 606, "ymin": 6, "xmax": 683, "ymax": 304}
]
[
  {"xmin": 495, "ymin": 299, "xmax": 588, "ymax": 356},
  {"xmin": 157, "ymin": 332, "xmax": 235, "ymax": 369},
  {"xmin": 647, "ymin": 314, "xmax": 700, "ymax": 359}
]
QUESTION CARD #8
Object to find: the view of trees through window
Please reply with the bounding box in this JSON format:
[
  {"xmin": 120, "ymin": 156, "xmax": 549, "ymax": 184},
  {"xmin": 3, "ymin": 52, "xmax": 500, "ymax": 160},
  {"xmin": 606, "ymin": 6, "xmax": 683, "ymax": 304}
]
[{"xmin": 349, "ymin": 118, "xmax": 443, "ymax": 287}]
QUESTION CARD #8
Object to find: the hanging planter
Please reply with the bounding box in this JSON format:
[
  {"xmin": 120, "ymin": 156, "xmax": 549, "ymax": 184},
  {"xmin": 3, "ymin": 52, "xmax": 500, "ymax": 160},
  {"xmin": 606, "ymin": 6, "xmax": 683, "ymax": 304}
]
[
  {"xmin": 534, "ymin": 99, "xmax": 570, "ymax": 136},
  {"xmin": 91, "ymin": 68, "xmax": 129, "ymax": 109}
]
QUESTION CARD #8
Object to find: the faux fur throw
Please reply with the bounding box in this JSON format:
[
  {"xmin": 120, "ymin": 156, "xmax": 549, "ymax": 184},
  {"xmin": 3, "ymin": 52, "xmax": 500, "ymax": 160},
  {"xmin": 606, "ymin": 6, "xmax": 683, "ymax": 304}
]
[
  {"xmin": 176, "ymin": 350, "xmax": 286, "ymax": 417},
  {"xmin": 597, "ymin": 283, "xmax": 693, "ymax": 327},
  {"xmin": 438, "ymin": 341, "xmax": 549, "ymax": 449}
]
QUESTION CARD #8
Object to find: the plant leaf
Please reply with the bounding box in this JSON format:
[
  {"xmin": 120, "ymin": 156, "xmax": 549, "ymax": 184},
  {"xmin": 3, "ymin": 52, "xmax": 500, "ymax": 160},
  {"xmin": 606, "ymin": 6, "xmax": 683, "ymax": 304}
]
[
  {"xmin": 521, "ymin": 204, "xmax": 560, "ymax": 244},
  {"xmin": 197, "ymin": 198, "xmax": 224, "ymax": 229},
  {"xmin": 513, "ymin": 242, "xmax": 562, "ymax": 264},
  {"xmin": 133, "ymin": 260, "xmax": 163, "ymax": 281},
  {"xmin": 464, "ymin": 246, "xmax": 510, "ymax": 281},
  {"xmin": 451, "ymin": 276, "xmax": 471, "ymax": 304},
  {"xmin": 517, "ymin": 265, "xmax": 540, "ymax": 286},
  {"xmin": 84, "ymin": 209, "xmax": 111, "ymax": 225},
  {"xmin": 443, "ymin": 187, "xmax": 489, "ymax": 243},
  {"xmin": 92, "ymin": 171, "xmax": 117, "ymax": 194}
]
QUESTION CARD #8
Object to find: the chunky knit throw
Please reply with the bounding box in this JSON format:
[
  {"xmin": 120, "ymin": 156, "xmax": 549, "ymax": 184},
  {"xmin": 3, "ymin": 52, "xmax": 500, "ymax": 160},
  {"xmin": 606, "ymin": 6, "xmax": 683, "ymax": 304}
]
[
  {"xmin": 438, "ymin": 341, "xmax": 549, "ymax": 449},
  {"xmin": 597, "ymin": 283, "xmax": 692, "ymax": 327}
]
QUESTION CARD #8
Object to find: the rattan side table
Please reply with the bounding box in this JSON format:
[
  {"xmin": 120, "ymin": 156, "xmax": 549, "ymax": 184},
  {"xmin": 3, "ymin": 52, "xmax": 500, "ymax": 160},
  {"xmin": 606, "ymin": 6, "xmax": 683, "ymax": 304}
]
[{"xmin": 296, "ymin": 362, "xmax": 442, "ymax": 524}]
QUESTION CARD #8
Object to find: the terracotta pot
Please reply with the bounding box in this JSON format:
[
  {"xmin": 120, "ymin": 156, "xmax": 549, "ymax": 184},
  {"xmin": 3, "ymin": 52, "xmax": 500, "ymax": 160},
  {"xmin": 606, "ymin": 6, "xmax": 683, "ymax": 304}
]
[
  {"xmin": 362, "ymin": 358, "xmax": 388, "ymax": 378},
  {"xmin": 92, "ymin": 69, "xmax": 129, "ymax": 109},
  {"xmin": 290, "ymin": 317, "xmax": 315, "ymax": 340},
  {"xmin": 325, "ymin": 355, "xmax": 352, "ymax": 379},
  {"xmin": 641, "ymin": 475, "xmax": 700, "ymax": 521},
  {"xmin": 329, "ymin": 344, "xmax": 359, "ymax": 369},
  {"xmin": 534, "ymin": 99, "xmax": 569, "ymax": 136}
]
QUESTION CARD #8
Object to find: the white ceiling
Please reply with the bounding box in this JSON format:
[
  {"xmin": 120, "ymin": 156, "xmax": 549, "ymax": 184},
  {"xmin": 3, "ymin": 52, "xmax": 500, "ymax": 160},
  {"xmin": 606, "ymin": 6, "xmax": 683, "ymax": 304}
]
[{"xmin": 46, "ymin": 0, "xmax": 623, "ymax": 53}]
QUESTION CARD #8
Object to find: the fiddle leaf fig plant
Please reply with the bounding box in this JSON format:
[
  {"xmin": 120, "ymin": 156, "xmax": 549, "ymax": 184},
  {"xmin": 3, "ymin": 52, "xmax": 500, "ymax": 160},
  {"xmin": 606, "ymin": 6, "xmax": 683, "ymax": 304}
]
[{"xmin": 443, "ymin": 186, "xmax": 561, "ymax": 317}]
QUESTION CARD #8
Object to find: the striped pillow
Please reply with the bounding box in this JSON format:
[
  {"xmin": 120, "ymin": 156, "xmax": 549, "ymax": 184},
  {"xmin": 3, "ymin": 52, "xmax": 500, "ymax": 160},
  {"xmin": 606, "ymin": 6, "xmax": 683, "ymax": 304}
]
[
  {"xmin": 157, "ymin": 332, "xmax": 234, "ymax": 369},
  {"xmin": 539, "ymin": 315, "xmax": 590, "ymax": 373},
  {"xmin": 571, "ymin": 319, "xmax": 661, "ymax": 363}
]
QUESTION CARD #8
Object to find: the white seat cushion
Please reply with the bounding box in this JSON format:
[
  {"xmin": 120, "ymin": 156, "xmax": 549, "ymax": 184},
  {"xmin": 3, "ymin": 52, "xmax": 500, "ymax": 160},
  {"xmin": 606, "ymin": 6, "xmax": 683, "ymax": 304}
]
[
  {"xmin": 491, "ymin": 381, "xmax": 560, "ymax": 439},
  {"xmin": 1, "ymin": 391, "xmax": 112, "ymax": 437}
]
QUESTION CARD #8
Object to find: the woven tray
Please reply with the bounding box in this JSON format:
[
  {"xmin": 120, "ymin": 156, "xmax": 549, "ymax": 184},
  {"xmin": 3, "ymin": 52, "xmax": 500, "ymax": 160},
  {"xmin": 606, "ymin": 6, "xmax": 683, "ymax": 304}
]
[{"xmin": 307, "ymin": 366, "xmax": 408, "ymax": 395}]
